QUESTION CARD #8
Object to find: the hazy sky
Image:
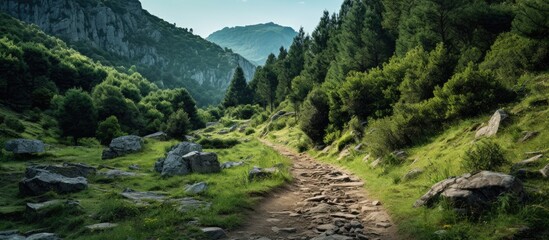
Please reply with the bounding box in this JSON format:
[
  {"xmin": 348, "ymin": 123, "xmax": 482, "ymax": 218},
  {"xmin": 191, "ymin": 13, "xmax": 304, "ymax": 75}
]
[{"xmin": 140, "ymin": 0, "xmax": 344, "ymax": 38}]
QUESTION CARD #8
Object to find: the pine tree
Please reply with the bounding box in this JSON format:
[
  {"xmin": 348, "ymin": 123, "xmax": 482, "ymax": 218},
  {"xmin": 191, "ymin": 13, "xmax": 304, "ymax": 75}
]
[{"xmin": 222, "ymin": 66, "xmax": 252, "ymax": 108}]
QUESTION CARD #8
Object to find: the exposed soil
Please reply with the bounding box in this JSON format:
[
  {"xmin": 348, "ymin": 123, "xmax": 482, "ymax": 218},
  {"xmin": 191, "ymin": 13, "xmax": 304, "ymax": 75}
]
[{"xmin": 227, "ymin": 140, "xmax": 399, "ymax": 240}]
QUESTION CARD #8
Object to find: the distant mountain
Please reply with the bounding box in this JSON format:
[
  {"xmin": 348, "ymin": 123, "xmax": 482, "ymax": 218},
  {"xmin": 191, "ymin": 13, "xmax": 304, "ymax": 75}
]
[
  {"xmin": 0, "ymin": 0, "xmax": 256, "ymax": 106},
  {"xmin": 207, "ymin": 22, "xmax": 298, "ymax": 65}
]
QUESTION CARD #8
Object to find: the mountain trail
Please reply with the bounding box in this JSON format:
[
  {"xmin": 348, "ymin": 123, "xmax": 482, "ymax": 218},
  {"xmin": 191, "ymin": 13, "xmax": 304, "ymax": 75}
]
[{"xmin": 227, "ymin": 139, "xmax": 399, "ymax": 240}]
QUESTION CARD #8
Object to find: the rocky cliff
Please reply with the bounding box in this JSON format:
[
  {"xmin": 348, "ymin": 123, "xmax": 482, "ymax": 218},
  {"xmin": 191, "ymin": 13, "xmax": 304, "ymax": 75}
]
[{"xmin": 0, "ymin": 0, "xmax": 256, "ymax": 105}]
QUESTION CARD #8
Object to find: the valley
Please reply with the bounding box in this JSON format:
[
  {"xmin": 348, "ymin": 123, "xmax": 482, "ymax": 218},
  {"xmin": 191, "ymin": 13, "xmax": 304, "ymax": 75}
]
[{"xmin": 1, "ymin": 0, "xmax": 548, "ymax": 239}]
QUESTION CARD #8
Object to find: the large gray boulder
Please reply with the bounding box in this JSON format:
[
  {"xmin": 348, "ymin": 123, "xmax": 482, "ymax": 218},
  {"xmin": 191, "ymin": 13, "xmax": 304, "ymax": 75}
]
[
  {"xmin": 155, "ymin": 142, "xmax": 202, "ymax": 176},
  {"xmin": 143, "ymin": 131, "xmax": 168, "ymax": 141},
  {"xmin": 5, "ymin": 139, "xmax": 45, "ymax": 154},
  {"xmin": 475, "ymin": 110, "xmax": 508, "ymax": 138},
  {"xmin": 185, "ymin": 152, "xmax": 221, "ymax": 174},
  {"xmin": 102, "ymin": 135, "xmax": 143, "ymax": 159},
  {"xmin": 19, "ymin": 171, "xmax": 88, "ymax": 196},
  {"xmin": 414, "ymin": 171, "xmax": 524, "ymax": 212},
  {"xmin": 160, "ymin": 153, "xmax": 191, "ymax": 177},
  {"xmin": 25, "ymin": 163, "xmax": 96, "ymax": 178}
]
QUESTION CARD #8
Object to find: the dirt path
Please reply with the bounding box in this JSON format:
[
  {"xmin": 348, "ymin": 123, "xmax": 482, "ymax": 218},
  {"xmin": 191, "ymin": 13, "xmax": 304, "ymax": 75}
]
[{"xmin": 227, "ymin": 140, "xmax": 399, "ymax": 240}]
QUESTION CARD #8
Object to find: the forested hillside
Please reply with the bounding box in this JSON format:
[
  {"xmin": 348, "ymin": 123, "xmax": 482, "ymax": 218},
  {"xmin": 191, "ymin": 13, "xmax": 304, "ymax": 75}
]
[
  {"xmin": 0, "ymin": 13, "xmax": 204, "ymax": 143},
  {"xmin": 0, "ymin": 0, "xmax": 256, "ymax": 106},
  {"xmin": 207, "ymin": 22, "xmax": 298, "ymax": 65},
  {"xmin": 229, "ymin": 0, "xmax": 548, "ymax": 154},
  {"xmin": 219, "ymin": 0, "xmax": 549, "ymax": 238}
]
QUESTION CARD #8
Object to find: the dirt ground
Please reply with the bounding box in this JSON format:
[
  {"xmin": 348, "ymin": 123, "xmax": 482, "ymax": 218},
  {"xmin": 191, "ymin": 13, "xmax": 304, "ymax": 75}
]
[{"xmin": 226, "ymin": 140, "xmax": 399, "ymax": 240}]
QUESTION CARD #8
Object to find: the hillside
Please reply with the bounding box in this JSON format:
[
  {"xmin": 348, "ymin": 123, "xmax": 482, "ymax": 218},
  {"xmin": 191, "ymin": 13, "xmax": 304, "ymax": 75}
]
[
  {"xmin": 207, "ymin": 22, "xmax": 297, "ymax": 65},
  {"xmin": 0, "ymin": 0, "xmax": 256, "ymax": 106}
]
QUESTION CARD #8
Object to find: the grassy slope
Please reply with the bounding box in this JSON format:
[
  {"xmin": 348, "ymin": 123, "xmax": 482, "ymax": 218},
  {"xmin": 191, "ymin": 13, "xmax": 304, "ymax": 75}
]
[
  {"xmin": 263, "ymin": 74, "xmax": 549, "ymax": 239},
  {"xmin": 0, "ymin": 113, "xmax": 291, "ymax": 239}
]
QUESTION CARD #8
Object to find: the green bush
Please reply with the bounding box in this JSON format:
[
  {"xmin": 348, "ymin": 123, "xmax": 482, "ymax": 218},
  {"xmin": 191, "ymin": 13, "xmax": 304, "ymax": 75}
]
[
  {"xmin": 96, "ymin": 116, "xmax": 125, "ymax": 145},
  {"xmin": 77, "ymin": 138, "xmax": 100, "ymax": 147},
  {"xmin": 197, "ymin": 138, "xmax": 240, "ymax": 149},
  {"xmin": 435, "ymin": 64, "xmax": 513, "ymax": 119},
  {"xmin": 225, "ymin": 104, "xmax": 261, "ymax": 119},
  {"xmin": 96, "ymin": 199, "xmax": 139, "ymax": 222},
  {"xmin": 462, "ymin": 140, "xmax": 507, "ymax": 172},
  {"xmin": 244, "ymin": 128, "xmax": 255, "ymax": 135},
  {"xmin": 0, "ymin": 114, "xmax": 4, "ymax": 123},
  {"xmin": 250, "ymin": 111, "xmax": 269, "ymax": 127},
  {"xmin": 299, "ymin": 89, "xmax": 330, "ymax": 145},
  {"xmin": 4, "ymin": 116, "xmax": 25, "ymax": 133},
  {"xmin": 165, "ymin": 109, "xmax": 190, "ymax": 139}
]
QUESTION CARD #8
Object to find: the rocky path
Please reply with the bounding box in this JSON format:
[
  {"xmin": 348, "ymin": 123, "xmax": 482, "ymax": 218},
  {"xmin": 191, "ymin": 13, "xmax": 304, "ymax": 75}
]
[{"xmin": 228, "ymin": 140, "xmax": 398, "ymax": 240}]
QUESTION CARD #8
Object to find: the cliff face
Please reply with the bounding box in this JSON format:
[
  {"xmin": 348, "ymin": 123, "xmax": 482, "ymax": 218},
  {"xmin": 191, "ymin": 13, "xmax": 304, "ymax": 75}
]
[{"xmin": 0, "ymin": 0, "xmax": 256, "ymax": 105}]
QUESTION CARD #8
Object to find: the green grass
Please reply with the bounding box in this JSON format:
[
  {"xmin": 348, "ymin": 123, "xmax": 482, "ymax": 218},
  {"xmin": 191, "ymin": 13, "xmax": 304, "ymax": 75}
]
[
  {"xmin": 262, "ymin": 75, "xmax": 549, "ymax": 239},
  {"xmin": 0, "ymin": 111, "xmax": 292, "ymax": 239}
]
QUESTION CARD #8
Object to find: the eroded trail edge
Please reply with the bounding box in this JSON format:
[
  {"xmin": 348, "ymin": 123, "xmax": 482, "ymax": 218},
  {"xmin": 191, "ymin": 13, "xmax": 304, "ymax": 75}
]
[{"xmin": 228, "ymin": 140, "xmax": 399, "ymax": 240}]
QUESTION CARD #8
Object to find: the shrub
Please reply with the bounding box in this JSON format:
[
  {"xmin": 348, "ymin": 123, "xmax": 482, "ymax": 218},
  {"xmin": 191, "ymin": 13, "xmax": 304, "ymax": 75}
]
[
  {"xmin": 96, "ymin": 199, "xmax": 139, "ymax": 222},
  {"xmin": 462, "ymin": 140, "xmax": 507, "ymax": 172},
  {"xmin": 299, "ymin": 89, "xmax": 330, "ymax": 145},
  {"xmin": 197, "ymin": 138, "xmax": 240, "ymax": 149},
  {"xmin": 225, "ymin": 104, "xmax": 261, "ymax": 119},
  {"xmin": 96, "ymin": 116, "xmax": 125, "ymax": 145},
  {"xmin": 4, "ymin": 116, "xmax": 25, "ymax": 133},
  {"xmin": 435, "ymin": 64, "xmax": 513, "ymax": 119},
  {"xmin": 244, "ymin": 128, "xmax": 255, "ymax": 135},
  {"xmin": 165, "ymin": 109, "xmax": 190, "ymax": 139},
  {"xmin": 0, "ymin": 114, "xmax": 4, "ymax": 123},
  {"xmin": 250, "ymin": 111, "xmax": 269, "ymax": 127},
  {"xmin": 77, "ymin": 138, "xmax": 101, "ymax": 147}
]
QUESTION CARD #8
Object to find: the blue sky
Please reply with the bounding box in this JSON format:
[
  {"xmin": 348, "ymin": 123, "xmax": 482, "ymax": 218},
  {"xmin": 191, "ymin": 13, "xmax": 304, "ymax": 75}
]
[{"xmin": 140, "ymin": 0, "xmax": 344, "ymax": 38}]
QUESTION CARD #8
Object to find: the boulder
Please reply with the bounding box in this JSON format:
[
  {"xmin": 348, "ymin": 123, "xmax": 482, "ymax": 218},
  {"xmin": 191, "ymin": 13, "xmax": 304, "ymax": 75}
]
[
  {"xmin": 155, "ymin": 142, "xmax": 202, "ymax": 176},
  {"xmin": 512, "ymin": 154, "xmax": 544, "ymax": 171},
  {"xmin": 143, "ymin": 131, "xmax": 168, "ymax": 141},
  {"xmin": 25, "ymin": 163, "xmax": 96, "ymax": 179},
  {"xmin": 5, "ymin": 139, "xmax": 45, "ymax": 154},
  {"xmin": 206, "ymin": 122, "xmax": 218, "ymax": 127},
  {"xmin": 19, "ymin": 171, "xmax": 88, "ymax": 196},
  {"xmin": 185, "ymin": 182, "xmax": 208, "ymax": 194},
  {"xmin": 185, "ymin": 152, "xmax": 221, "ymax": 174},
  {"xmin": 121, "ymin": 189, "xmax": 166, "ymax": 202},
  {"xmin": 519, "ymin": 131, "xmax": 539, "ymax": 143},
  {"xmin": 99, "ymin": 170, "xmax": 138, "ymax": 178},
  {"xmin": 229, "ymin": 124, "xmax": 238, "ymax": 132},
  {"xmin": 248, "ymin": 166, "xmax": 277, "ymax": 181},
  {"xmin": 26, "ymin": 200, "xmax": 62, "ymax": 213},
  {"xmin": 0, "ymin": 230, "xmax": 24, "ymax": 240},
  {"xmin": 170, "ymin": 197, "xmax": 211, "ymax": 212},
  {"xmin": 220, "ymin": 161, "xmax": 244, "ymax": 169},
  {"xmin": 25, "ymin": 233, "xmax": 60, "ymax": 240},
  {"xmin": 169, "ymin": 142, "xmax": 202, "ymax": 156},
  {"xmin": 86, "ymin": 223, "xmax": 118, "ymax": 231},
  {"xmin": 475, "ymin": 110, "xmax": 508, "ymax": 138},
  {"xmin": 540, "ymin": 164, "xmax": 549, "ymax": 178},
  {"xmin": 403, "ymin": 168, "xmax": 424, "ymax": 181},
  {"xmin": 102, "ymin": 135, "xmax": 143, "ymax": 159},
  {"xmin": 160, "ymin": 153, "xmax": 191, "ymax": 177},
  {"xmin": 200, "ymin": 227, "xmax": 226, "ymax": 240},
  {"xmin": 414, "ymin": 171, "xmax": 524, "ymax": 213}
]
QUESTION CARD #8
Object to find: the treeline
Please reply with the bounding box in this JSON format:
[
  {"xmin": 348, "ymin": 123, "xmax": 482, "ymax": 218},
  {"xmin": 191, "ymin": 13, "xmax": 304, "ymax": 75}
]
[
  {"xmin": 223, "ymin": 0, "xmax": 548, "ymax": 156},
  {"xmin": 0, "ymin": 13, "xmax": 204, "ymax": 144}
]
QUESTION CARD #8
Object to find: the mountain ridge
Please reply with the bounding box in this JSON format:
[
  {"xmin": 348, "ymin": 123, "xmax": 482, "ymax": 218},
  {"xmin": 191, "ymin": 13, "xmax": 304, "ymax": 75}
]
[
  {"xmin": 207, "ymin": 22, "xmax": 297, "ymax": 65},
  {"xmin": 0, "ymin": 0, "xmax": 256, "ymax": 106}
]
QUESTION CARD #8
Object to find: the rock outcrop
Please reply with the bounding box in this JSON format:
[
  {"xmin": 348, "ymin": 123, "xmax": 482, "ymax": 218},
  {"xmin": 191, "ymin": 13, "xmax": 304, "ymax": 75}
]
[
  {"xmin": 475, "ymin": 110, "xmax": 508, "ymax": 138},
  {"xmin": 19, "ymin": 171, "xmax": 88, "ymax": 196},
  {"xmin": 102, "ymin": 135, "xmax": 143, "ymax": 159},
  {"xmin": 414, "ymin": 171, "xmax": 524, "ymax": 213},
  {"xmin": 4, "ymin": 139, "xmax": 45, "ymax": 154},
  {"xmin": 143, "ymin": 131, "xmax": 168, "ymax": 141},
  {"xmin": 25, "ymin": 163, "xmax": 96, "ymax": 178},
  {"xmin": 185, "ymin": 152, "xmax": 221, "ymax": 174}
]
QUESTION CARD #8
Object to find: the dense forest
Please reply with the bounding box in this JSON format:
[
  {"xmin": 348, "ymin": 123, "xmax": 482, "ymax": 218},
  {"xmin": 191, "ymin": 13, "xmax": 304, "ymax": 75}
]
[
  {"xmin": 224, "ymin": 0, "xmax": 548, "ymax": 156},
  {"xmin": 0, "ymin": 13, "xmax": 206, "ymax": 145}
]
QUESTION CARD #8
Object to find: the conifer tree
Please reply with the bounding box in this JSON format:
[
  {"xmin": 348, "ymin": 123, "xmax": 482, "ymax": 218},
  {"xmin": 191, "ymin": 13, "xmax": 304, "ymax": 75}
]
[{"xmin": 222, "ymin": 66, "xmax": 252, "ymax": 108}]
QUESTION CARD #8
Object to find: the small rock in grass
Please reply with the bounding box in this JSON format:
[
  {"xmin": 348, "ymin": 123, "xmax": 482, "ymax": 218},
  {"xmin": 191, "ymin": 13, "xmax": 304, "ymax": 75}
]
[
  {"xmin": 201, "ymin": 227, "xmax": 226, "ymax": 239},
  {"xmin": 184, "ymin": 182, "xmax": 208, "ymax": 194}
]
